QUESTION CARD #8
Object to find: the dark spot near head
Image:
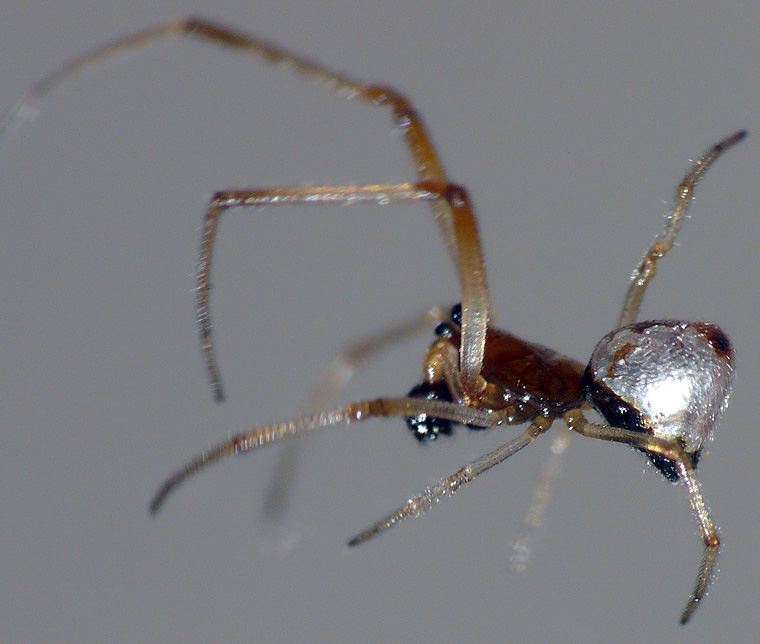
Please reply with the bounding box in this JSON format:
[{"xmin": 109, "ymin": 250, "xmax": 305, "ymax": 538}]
[
  {"xmin": 434, "ymin": 321, "xmax": 453, "ymax": 338},
  {"xmin": 405, "ymin": 381, "xmax": 454, "ymax": 442},
  {"xmin": 450, "ymin": 303, "xmax": 462, "ymax": 326}
]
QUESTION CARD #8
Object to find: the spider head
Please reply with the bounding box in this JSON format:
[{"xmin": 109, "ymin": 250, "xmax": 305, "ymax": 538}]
[{"xmin": 583, "ymin": 320, "xmax": 734, "ymax": 480}]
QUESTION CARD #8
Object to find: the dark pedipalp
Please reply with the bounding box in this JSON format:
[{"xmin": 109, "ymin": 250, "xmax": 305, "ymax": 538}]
[
  {"xmin": 449, "ymin": 303, "xmax": 462, "ymax": 326},
  {"xmin": 434, "ymin": 321, "xmax": 453, "ymax": 338},
  {"xmin": 405, "ymin": 380, "xmax": 489, "ymax": 441},
  {"xmin": 405, "ymin": 381, "xmax": 455, "ymax": 441}
]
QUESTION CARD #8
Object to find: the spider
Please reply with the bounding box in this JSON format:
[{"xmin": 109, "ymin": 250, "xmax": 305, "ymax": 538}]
[{"xmin": 3, "ymin": 16, "xmax": 744, "ymax": 626}]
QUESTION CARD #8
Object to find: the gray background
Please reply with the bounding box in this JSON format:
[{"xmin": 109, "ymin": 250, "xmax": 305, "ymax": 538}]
[{"xmin": 1, "ymin": 2, "xmax": 758, "ymax": 643}]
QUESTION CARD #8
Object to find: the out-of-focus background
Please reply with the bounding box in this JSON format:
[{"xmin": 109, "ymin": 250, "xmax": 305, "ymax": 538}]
[{"xmin": 1, "ymin": 3, "xmax": 758, "ymax": 642}]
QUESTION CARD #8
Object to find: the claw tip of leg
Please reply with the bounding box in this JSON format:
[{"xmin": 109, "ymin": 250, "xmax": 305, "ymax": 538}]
[{"xmin": 148, "ymin": 494, "xmax": 165, "ymax": 517}]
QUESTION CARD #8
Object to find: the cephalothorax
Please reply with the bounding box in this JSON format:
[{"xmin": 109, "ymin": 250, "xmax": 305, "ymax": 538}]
[{"xmin": 4, "ymin": 16, "xmax": 744, "ymax": 625}]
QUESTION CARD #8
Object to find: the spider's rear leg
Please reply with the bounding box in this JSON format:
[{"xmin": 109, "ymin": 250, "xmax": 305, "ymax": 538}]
[
  {"xmin": 618, "ymin": 130, "xmax": 746, "ymax": 327},
  {"xmin": 563, "ymin": 409, "xmax": 719, "ymax": 624}
]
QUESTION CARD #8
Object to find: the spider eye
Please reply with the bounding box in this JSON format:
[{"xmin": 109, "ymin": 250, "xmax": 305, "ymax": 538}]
[
  {"xmin": 405, "ymin": 381, "xmax": 454, "ymax": 441},
  {"xmin": 449, "ymin": 303, "xmax": 462, "ymax": 326},
  {"xmin": 434, "ymin": 321, "xmax": 453, "ymax": 338},
  {"xmin": 584, "ymin": 320, "xmax": 734, "ymax": 478}
]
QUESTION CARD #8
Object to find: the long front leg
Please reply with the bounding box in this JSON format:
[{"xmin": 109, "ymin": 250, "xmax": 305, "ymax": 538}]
[
  {"xmin": 2, "ymin": 16, "xmax": 491, "ymax": 401},
  {"xmin": 198, "ymin": 182, "xmax": 485, "ymax": 401},
  {"xmin": 149, "ymin": 396, "xmax": 504, "ymax": 515}
]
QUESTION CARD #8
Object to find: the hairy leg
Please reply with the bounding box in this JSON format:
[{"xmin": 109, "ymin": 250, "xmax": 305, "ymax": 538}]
[
  {"xmin": 618, "ymin": 130, "xmax": 746, "ymax": 327},
  {"xmin": 150, "ymin": 396, "xmax": 504, "ymax": 515},
  {"xmin": 347, "ymin": 415, "xmax": 553, "ymax": 546}
]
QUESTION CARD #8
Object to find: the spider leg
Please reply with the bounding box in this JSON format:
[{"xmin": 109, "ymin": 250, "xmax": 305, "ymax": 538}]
[
  {"xmin": 347, "ymin": 415, "xmax": 553, "ymax": 547},
  {"xmin": 510, "ymin": 429, "xmax": 573, "ymax": 572},
  {"xmin": 310, "ymin": 307, "xmax": 448, "ymax": 412},
  {"xmin": 675, "ymin": 458, "xmax": 720, "ymax": 625},
  {"xmin": 562, "ymin": 409, "xmax": 683, "ymax": 460},
  {"xmin": 563, "ymin": 409, "xmax": 718, "ymax": 624},
  {"xmin": 264, "ymin": 322, "xmax": 490, "ymax": 528},
  {"xmin": 618, "ymin": 130, "xmax": 746, "ymax": 327},
  {"xmin": 2, "ymin": 16, "xmax": 491, "ymax": 400},
  {"xmin": 262, "ymin": 306, "xmax": 446, "ymax": 519},
  {"xmin": 421, "ymin": 337, "xmax": 466, "ymax": 400},
  {"xmin": 199, "ymin": 182, "xmax": 485, "ymax": 401},
  {"xmin": 149, "ymin": 396, "xmax": 505, "ymax": 516}
]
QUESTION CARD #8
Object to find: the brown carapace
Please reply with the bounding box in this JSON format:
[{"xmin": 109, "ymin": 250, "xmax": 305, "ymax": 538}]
[{"xmin": 4, "ymin": 16, "xmax": 744, "ymax": 626}]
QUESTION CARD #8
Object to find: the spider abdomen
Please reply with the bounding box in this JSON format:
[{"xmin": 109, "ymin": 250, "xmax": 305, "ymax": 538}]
[{"xmin": 583, "ymin": 320, "xmax": 734, "ymax": 479}]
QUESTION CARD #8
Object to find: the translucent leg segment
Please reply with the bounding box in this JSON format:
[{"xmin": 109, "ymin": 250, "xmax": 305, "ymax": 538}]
[
  {"xmin": 262, "ymin": 306, "xmax": 446, "ymax": 518},
  {"xmin": 510, "ymin": 430, "xmax": 573, "ymax": 572}
]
